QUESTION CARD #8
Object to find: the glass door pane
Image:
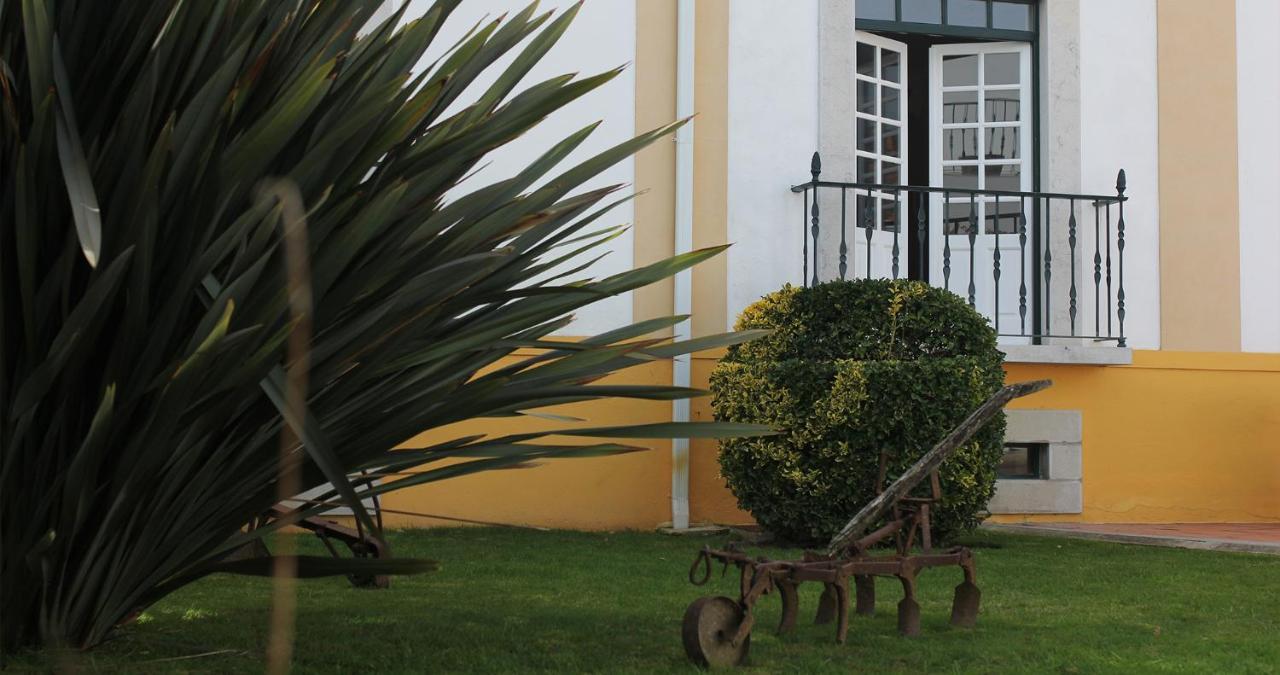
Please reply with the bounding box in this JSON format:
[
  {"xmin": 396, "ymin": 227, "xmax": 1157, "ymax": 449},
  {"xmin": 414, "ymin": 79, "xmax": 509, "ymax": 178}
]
[
  {"xmin": 854, "ymin": 31, "xmax": 910, "ymax": 280},
  {"xmin": 929, "ymin": 41, "xmax": 1033, "ymax": 339}
]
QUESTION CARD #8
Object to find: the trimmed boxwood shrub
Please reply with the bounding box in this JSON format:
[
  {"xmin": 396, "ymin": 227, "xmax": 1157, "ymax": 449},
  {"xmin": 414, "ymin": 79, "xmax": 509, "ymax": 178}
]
[{"xmin": 711, "ymin": 279, "xmax": 1006, "ymax": 545}]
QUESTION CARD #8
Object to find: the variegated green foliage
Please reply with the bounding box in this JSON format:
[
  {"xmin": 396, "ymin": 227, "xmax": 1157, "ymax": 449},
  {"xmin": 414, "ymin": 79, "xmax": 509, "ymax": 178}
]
[
  {"xmin": 712, "ymin": 280, "xmax": 1005, "ymax": 546},
  {"xmin": 0, "ymin": 0, "xmax": 768, "ymax": 651}
]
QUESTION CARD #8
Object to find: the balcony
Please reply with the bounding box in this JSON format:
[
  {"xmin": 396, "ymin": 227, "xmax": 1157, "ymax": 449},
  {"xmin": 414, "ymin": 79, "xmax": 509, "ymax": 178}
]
[{"xmin": 792, "ymin": 152, "xmax": 1130, "ymax": 347}]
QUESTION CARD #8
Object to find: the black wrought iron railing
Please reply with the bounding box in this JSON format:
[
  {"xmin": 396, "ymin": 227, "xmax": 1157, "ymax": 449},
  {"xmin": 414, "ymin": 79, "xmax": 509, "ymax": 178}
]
[{"xmin": 792, "ymin": 152, "xmax": 1129, "ymax": 345}]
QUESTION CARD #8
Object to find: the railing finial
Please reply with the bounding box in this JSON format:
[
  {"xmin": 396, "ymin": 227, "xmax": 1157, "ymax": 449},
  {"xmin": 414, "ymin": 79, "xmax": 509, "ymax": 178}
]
[
  {"xmin": 811, "ymin": 151, "xmax": 822, "ymax": 182},
  {"xmin": 1116, "ymin": 169, "xmax": 1127, "ymax": 196}
]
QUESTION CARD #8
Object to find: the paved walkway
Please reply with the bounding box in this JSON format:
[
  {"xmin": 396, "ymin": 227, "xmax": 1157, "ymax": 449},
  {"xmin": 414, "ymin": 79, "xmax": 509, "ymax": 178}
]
[{"xmin": 983, "ymin": 522, "xmax": 1280, "ymax": 555}]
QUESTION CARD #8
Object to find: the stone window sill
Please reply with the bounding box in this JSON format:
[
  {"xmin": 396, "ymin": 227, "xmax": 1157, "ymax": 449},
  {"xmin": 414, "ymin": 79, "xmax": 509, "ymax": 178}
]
[{"xmin": 999, "ymin": 344, "xmax": 1133, "ymax": 365}]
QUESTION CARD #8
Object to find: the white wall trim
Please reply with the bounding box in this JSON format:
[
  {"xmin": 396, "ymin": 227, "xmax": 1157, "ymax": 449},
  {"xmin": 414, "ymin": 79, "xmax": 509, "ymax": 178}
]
[
  {"xmin": 1077, "ymin": 0, "xmax": 1160, "ymax": 349},
  {"xmin": 670, "ymin": 0, "xmax": 696, "ymax": 530},
  {"xmin": 725, "ymin": 1, "xmax": 819, "ymax": 320},
  {"xmin": 1236, "ymin": 0, "xmax": 1280, "ymax": 352}
]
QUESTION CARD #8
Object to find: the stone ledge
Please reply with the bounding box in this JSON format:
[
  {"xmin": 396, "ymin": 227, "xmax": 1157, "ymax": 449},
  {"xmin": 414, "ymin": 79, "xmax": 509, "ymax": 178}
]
[
  {"xmin": 981, "ymin": 523, "xmax": 1280, "ymax": 556},
  {"xmin": 988, "ymin": 479, "xmax": 1082, "ymax": 514},
  {"xmin": 1045, "ymin": 444, "xmax": 1082, "ymax": 481},
  {"xmin": 656, "ymin": 524, "xmax": 730, "ymax": 536},
  {"xmin": 1005, "ymin": 409, "xmax": 1083, "ymax": 444},
  {"xmin": 1000, "ymin": 344, "xmax": 1132, "ymax": 365}
]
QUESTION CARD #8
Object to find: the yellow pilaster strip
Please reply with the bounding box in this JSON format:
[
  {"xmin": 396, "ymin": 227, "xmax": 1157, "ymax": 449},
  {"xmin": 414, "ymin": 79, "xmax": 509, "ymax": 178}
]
[
  {"xmin": 1157, "ymin": 0, "xmax": 1241, "ymax": 351},
  {"xmin": 691, "ymin": 0, "xmax": 730, "ymax": 337},
  {"xmin": 633, "ymin": 0, "xmax": 678, "ymax": 328}
]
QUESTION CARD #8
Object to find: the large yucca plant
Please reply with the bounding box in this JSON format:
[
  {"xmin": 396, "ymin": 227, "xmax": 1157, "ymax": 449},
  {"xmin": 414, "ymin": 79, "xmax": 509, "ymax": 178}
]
[{"xmin": 0, "ymin": 0, "xmax": 765, "ymax": 652}]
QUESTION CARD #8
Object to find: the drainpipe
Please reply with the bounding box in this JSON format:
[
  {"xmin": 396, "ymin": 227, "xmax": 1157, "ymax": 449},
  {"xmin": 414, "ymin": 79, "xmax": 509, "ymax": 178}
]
[{"xmin": 671, "ymin": 0, "xmax": 695, "ymax": 530}]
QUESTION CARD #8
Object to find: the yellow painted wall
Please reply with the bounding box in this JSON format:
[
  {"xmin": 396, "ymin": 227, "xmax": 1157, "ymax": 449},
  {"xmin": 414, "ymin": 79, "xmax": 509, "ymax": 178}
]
[
  {"xmin": 380, "ymin": 350, "xmax": 1280, "ymax": 531},
  {"xmin": 377, "ymin": 355, "xmax": 674, "ymax": 530},
  {"xmin": 995, "ymin": 351, "xmax": 1280, "ymax": 524},
  {"xmin": 687, "ymin": 350, "xmax": 1280, "ymax": 528},
  {"xmin": 688, "ymin": 352, "xmax": 752, "ymax": 526},
  {"xmin": 691, "ymin": 350, "xmax": 1280, "ymax": 525}
]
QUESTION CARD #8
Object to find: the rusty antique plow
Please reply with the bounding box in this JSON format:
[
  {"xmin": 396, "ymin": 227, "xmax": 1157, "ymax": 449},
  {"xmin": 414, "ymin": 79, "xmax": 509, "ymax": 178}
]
[{"xmin": 681, "ymin": 379, "xmax": 1051, "ymax": 668}]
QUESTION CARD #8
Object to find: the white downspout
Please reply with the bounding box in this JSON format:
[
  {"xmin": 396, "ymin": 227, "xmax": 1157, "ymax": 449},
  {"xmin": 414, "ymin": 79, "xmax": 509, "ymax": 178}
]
[{"xmin": 671, "ymin": 0, "xmax": 696, "ymax": 530}]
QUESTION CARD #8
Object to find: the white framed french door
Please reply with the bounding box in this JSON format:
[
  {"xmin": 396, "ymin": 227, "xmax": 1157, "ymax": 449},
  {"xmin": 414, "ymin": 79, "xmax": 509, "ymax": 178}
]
[
  {"xmin": 853, "ymin": 31, "xmax": 908, "ymax": 279},
  {"xmin": 928, "ymin": 41, "xmax": 1033, "ymax": 338}
]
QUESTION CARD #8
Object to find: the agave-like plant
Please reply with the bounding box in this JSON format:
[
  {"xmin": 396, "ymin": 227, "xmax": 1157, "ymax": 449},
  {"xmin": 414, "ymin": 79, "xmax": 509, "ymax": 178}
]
[{"xmin": 0, "ymin": 0, "xmax": 767, "ymax": 651}]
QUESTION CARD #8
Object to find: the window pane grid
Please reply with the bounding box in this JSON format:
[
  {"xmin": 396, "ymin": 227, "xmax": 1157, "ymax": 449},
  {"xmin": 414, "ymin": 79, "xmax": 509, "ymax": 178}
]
[
  {"xmin": 938, "ymin": 46, "xmax": 1028, "ymax": 234},
  {"xmin": 853, "ymin": 36, "xmax": 909, "ymax": 237}
]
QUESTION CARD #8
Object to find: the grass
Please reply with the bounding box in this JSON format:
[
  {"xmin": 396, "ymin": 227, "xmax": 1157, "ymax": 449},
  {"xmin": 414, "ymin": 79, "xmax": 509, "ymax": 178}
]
[{"xmin": 7, "ymin": 528, "xmax": 1280, "ymax": 673}]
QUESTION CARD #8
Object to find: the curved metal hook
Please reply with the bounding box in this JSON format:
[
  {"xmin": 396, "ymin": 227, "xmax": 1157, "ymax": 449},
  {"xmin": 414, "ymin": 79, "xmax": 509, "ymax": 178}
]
[{"xmin": 688, "ymin": 548, "xmax": 713, "ymax": 586}]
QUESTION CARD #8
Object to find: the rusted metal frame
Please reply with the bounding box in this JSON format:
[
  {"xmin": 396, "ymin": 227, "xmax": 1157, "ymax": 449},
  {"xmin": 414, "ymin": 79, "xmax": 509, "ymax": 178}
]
[
  {"xmin": 790, "ymin": 566, "xmax": 840, "ymax": 583},
  {"xmin": 853, "ymin": 517, "xmax": 909, "ymax": 551},
  {"xmin": 776, "ymin": 578, "xmax": 801, "ymax": 633},
  {"xmin": 694, "ymin": 546, "xmax": 971, "ymax": 585},
  {"xmin": 897, "ymin": 567, "xmax": 922, "ymax": 636},
  {"xmin": 682, "ymin": 381, "xmax": 1054, "ymax": 664},
  {"xmin": 264, "ymin": 505, "xmax": 391, "ymax": 588},
  {"xmin": 730, "ymin": 564, "xmax": 782, "ymax": 647},
  {"xmin": 920, "ymin": 503, "xmax": 932, "ymax": 551}
]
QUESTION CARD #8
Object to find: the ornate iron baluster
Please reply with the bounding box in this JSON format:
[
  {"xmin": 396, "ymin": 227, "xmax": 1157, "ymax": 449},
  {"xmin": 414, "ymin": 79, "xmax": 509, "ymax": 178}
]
[
  {"xmin": 810, "ymin": 152, "xmax": 821, "ymax": 287},
  {"xmin": 1105, "ymin": 200, "xmax": 1112, "ymax": 336},
  {"xmin": 1094, "ymin": 203, "xmax": 1101, "ymax": 337},
  {"xmin": 967, "ymin": 192, "xmax": 977, "ymax": 307},
  {"xmin": 993, "ymin": 195, "xmax": 1001, "ymax": 334},
  {"xmin": 1116, "ymin": 169, "xmax": 1127, "ymax": 346},
  {"xmin": 916, "ymin": 190, "xmax": 927, "ymax": 280},
  {"xmin": 943, "ymin": 191, "xmax": 952, "ymax": 290},
  {"xmin": 892, "ymin": 189, "xmax": 901, "ymax": 279},
  {"xmin": 839, "ymin": 188, "xmax": 848, "ymax": 280},
  {"xmin": 1068, "ymin": 199, "xmax": 1077, "ymax": 336},
  {"xmin": 864, "ymin": 190, "xmax": 874, "ymax": 279},
  {"xmin": 1018, "ymin": 197, "xmax": 1028, "ymax": 335},
  {"xmin": 1043, "ymin": 197, "xmax": 1052, "ymax": 336},
  {"xmin": 803, "ymin": 188, "xmax": 809, "ymax": 287}
]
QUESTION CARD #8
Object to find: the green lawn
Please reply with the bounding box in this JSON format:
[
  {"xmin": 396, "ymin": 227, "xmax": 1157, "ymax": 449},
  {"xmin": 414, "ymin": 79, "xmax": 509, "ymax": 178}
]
[{"xmin": 9, "ymin": 528, "xmax": 1280, "ymax": 673}]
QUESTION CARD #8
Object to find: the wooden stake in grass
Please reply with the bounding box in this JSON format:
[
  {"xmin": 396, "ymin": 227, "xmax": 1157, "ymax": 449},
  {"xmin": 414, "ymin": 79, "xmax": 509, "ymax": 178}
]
[{"xmin": 263, "ymin": 180, "xmax": 313, "ymax": 675}]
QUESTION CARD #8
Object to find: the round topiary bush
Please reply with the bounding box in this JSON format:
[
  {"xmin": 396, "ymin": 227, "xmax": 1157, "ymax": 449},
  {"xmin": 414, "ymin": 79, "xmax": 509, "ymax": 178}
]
[{"xmin": 711, "ymin": 279, "xmax": 1006, "ymax": 546}]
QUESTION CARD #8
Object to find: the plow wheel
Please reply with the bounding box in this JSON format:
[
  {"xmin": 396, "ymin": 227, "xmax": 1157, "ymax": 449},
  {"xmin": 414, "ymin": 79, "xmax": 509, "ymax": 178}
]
[{"xmin": 682, "ymin": 596, "xmax": 750, "ymax": 668}]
